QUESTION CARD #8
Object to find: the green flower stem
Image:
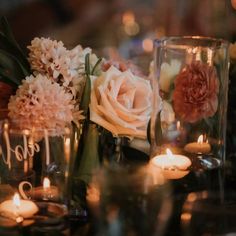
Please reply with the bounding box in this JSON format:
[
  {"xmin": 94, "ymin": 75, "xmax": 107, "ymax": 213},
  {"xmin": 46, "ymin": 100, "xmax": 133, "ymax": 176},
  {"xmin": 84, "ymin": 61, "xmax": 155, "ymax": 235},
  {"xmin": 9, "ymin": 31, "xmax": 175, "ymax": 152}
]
[{"xmin": 75, "ymin": 123, "xmax": 100, "ymax": 184}]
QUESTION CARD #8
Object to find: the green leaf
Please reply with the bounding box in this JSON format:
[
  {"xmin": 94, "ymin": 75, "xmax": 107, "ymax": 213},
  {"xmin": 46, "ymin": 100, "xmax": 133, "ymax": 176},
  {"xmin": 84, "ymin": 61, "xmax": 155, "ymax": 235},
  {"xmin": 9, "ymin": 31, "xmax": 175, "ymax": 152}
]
[
  {"xmin": 75, "ymin": 123, "xmax": 100, "ymax": 184},
  {"xmin": 80, "ymin": 53, "xmax": 92, "ymax": 117},
  {"xmin": 0, "ymin": 32, "xmax": 31, "ymax": 73},
  {"xmin": 155, "ymin": 112, "xmax": 163, "ymax": 146},
  {"xmin": 0, "ymin": 49, "xmax": 27, "ymax": 85},
  {"xmin": 80, "ymin": 74, "xmax": 91, "ymax": 118},
  {"xmin": 0, "ymin": 69, "xmax": 19, "ymax": 87},
  {"xmin": 147, "ymin": 119, "xmax": 151, "ymax": 144},
  {"xmin": 0, "ymin": 17, "xmax": 19, "ymax": 47},
  {"xmin": 85, "ymin": 53, "xmax": 90, "ymax": 76},
  {"xmin": 91, "ymin": 58, "xmax": 102, "ymax": 75}
]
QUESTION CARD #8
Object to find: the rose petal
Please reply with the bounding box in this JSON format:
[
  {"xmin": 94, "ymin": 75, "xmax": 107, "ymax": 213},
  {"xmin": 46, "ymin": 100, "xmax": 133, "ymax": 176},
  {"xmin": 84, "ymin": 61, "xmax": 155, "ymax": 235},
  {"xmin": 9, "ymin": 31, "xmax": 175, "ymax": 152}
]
[
  {"xmin": 90, "ymin": 89, "xmax": 119, "ymax": 135},
  {"xmin": 107, "ymin": 93, "xmax": 150, "ymax": 115},
  {"xmin": 132, "ymin": 77, "xmax": 152, "ymax": 109},
  {"xmin": 97, "ymin": 105, "xmax": 136, "ymax": 130},
  {"xmin": 98, "ymin": 86, "xmax": 117, "ymax": 115},
  {"xmin": 117, "ymin": 87, "xmax": 136, "ymax": 109},
  {"xmin": 108, "ymin": 93, "xmax": 149, "ymax": 123},
  {"xmin": 114, "ymin": 125, "xmax": 146, "ymax": 139}
]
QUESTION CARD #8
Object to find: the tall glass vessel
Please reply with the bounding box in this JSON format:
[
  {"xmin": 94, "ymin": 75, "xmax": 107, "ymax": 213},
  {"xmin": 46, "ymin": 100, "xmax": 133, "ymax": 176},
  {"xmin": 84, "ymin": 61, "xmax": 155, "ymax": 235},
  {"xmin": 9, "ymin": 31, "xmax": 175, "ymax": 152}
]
[{"xmin": 152, "ymin": 36, "xmax": 229, "ymax": 170}]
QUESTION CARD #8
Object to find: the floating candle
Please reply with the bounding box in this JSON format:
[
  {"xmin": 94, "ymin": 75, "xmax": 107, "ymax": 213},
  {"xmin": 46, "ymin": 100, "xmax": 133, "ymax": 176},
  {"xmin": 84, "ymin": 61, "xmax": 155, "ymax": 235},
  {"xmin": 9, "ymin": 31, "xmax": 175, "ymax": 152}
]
[
  {"xmin": 184, "ymin": 135, "xmax": 211, "ymax": 154},
  {"xmin": 151, "ymin": 149, "xmax": 191, "ymax": 179},
  {"xmin": 0, "ymin": 193, "xmax": 38, "ymax": 221},
  {"xmin": 32, "ymin": 177, "xmax": 59, "ymax": 201}
]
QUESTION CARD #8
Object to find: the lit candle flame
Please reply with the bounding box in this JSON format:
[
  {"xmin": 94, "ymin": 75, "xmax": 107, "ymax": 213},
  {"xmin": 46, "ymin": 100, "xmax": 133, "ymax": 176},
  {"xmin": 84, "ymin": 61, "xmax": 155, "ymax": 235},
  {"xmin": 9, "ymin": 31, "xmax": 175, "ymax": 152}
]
[
  {"xmin": 166, "ymin": 148, "xmax": 174, "ymax": 160},
  {"xmin": 43, "ymin": 177, "xmax": 50, "ymax": 189},
  {"xmin": 13, "ymin": 193, "xmax": 20, "ymax": 208},
  {"xmin": 197, "ymin": 135, "xmax": 204, "ymax": 144}
]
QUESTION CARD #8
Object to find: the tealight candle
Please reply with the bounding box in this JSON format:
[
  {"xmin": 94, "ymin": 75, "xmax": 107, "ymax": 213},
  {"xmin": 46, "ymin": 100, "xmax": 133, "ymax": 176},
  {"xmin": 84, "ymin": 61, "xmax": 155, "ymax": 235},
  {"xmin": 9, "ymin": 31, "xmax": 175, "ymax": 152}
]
[
  {"xmin": 32, "ymin": 177, "xmax": 59, "ymax": 201},
  {"xmin": 0, "ymin": 193, "xmax": 38, "ymax": 221},
  {"xmin": 151, "ymin": 149, "xmax": 191, "ymax": 179},
  {"xmin": 184, "ymin": 135, "xmax": 211, "ymax": 154}
]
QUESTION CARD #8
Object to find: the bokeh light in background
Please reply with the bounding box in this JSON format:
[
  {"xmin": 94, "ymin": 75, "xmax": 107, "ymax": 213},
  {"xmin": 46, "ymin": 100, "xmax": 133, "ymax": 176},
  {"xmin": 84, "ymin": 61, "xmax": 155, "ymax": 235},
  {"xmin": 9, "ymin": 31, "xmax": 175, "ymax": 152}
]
[{"xmin": 0, "ymin": 0, "xmax": 235, "ymax": 73}]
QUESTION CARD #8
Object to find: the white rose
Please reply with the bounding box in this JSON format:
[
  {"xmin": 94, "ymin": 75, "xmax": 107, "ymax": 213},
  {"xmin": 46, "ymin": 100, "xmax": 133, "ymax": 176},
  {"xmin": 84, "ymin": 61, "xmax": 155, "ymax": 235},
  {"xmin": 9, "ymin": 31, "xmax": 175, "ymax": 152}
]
[
  {"xmin": 90, "ymin": 66, "xmax": 152, "ymax": 138},
  {"xmin": 159, "ymin": 59, "xmax": 181, "ymax": 92}
]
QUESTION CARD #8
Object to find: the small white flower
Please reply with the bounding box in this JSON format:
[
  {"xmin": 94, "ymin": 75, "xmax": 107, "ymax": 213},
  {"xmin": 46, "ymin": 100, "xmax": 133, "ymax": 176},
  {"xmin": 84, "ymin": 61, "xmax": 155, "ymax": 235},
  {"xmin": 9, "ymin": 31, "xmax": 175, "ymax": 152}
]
[
  {"xmin": 159, "ymin": 60, "xmax": 181, "ymax": 92},
  {"xmin": 160, "ymin": 101, "xmax": 175, "ymax": 125}
]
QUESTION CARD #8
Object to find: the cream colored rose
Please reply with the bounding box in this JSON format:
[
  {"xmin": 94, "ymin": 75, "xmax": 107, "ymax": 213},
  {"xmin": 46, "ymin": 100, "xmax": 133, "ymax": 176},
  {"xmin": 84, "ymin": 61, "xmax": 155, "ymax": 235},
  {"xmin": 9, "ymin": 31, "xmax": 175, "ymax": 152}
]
[
  {"xmin": 90, "ymin": 66, "xmax": 152, "ymax": 138},
  {"xmin": 159, "ymin": 59, "xmax": 181, "ymax": 92}
]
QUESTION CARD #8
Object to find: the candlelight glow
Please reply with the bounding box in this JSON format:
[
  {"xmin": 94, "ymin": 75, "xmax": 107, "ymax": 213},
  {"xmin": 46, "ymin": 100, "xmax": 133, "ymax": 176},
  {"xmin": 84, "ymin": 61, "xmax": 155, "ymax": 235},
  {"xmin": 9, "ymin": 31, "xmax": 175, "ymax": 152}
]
[
  {"xmin": 177, "ymin": 121, "xmax": 181, "ymax": 130},
  {"xmin": 65, "ymin": 137, "xmax": 70, "ymax": 147},
  {"xmin": 197, "ymin": 135, "xmax": 204, "ymax": 144},
  {"xmin": 13, "ymin": 193, "xmax": 20, "ymax": 208},
  {"xmin": 142, "ymin": 38, "xmax": 153, "ymax": 52},
  {"xmin": 122, "ymin": 11, "xmax": 135, "ymax": 25},
  {"xmin": 43, "ymin": 177, "xmax": 50, "ymax": 189},
  {"xmin": 86, "ymin": 185, "xmax": 100, "ymax": 204},
  {"xmin": 166, "ymin": 148, "xmax": 174, "ymax": 160}
]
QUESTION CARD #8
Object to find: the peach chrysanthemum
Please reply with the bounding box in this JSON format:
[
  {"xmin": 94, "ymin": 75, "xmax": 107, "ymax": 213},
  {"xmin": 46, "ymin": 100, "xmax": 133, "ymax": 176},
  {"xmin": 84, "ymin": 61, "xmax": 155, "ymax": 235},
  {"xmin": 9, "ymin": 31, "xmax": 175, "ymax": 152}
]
[
  {"xmin": 8, "ymin": 74, "xmax": 74, "ymax": 135},
  {"xmin": 28, "ymin": 37, "xmax": 67, "ymax": 78}
]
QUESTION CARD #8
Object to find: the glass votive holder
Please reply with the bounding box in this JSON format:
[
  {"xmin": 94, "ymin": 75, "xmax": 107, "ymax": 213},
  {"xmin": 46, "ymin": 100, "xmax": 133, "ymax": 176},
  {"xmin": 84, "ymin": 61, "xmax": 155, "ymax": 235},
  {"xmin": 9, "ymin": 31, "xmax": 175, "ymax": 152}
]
[
  {"xmin": 0, "ymin": 119, "xmax": 76, "ymax": 231},
  {"xmin": 181, "ymin": 190, "xmax": 236, "ymax": 236},
  {"xmin": 87, "ymin": 164, "xmax": 172, "ymax": 236},
  {"xmin": 151, "ymin": 36, "xmax": 229, "ymax": 172}
]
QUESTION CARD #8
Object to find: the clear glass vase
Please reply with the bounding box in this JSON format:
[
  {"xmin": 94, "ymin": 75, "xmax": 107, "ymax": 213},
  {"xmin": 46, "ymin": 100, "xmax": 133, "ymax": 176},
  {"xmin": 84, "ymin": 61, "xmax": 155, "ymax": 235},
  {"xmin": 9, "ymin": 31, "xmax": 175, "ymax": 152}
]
[
  {"xmin": 87, "ymin": 164, "xmax": 172, "ymax": 236},
  {"xmin": 151, "ymin": 36, "xmax": 229, "ymax": 173},
  {"xmin": 0, "ymin": 118, "xmax": 77, "ymax": 231}
]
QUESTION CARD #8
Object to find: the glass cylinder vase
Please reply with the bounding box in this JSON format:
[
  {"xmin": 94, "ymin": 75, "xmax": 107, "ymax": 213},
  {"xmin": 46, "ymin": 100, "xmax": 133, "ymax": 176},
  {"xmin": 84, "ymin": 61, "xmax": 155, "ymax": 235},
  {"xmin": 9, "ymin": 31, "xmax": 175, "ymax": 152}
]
[
  {"xmin": 0, "ymin": 118, "xmax": 77, "ymax": 231},
  {"xmin": 151, "ymin": 36, "xmax": 229, "ymax": 171}
]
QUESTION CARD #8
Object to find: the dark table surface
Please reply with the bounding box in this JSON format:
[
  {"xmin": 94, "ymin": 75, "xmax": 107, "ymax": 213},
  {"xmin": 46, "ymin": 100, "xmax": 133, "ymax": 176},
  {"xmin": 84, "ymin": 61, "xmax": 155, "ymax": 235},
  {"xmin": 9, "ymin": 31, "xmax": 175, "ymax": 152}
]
[
  {"xmin": 69, "ymin": 156, "xmax": 236, "ymax": 236},
  {"xmin": 1, "ymin": 155, "xmax": 236, "ymax": 236}
]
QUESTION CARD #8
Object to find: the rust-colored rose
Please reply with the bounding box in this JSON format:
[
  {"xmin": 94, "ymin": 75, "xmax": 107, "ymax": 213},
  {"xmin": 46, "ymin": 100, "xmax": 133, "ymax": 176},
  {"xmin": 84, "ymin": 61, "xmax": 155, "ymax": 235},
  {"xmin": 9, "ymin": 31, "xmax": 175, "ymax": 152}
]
[{"xmin": 173, "ymin": 61, "xmax": 219, "ymax": 123}]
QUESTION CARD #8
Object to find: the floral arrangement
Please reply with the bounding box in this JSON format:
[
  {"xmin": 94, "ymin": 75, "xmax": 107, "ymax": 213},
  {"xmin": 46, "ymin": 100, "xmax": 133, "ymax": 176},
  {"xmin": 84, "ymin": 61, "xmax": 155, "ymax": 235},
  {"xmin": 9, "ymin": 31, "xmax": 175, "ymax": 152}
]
[
  {"xmin": 2, "ymin": 15, "xmax": 233, "ymax": 183},
  {"xmin": 0, "ymin": 17, "xmax": 153, "ymax": 183}
]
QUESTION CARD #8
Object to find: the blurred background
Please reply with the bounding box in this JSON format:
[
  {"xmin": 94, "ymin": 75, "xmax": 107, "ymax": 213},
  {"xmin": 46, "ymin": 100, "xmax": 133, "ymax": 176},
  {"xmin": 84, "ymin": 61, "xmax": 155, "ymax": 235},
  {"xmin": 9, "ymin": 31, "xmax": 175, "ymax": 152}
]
[
  {"xmin": 1, "ymin": 0, "xmax": 236, "ymax": 155},
  {"xmin": 0, "ymin": 0, "xmax": 236, "ymax": 73}
]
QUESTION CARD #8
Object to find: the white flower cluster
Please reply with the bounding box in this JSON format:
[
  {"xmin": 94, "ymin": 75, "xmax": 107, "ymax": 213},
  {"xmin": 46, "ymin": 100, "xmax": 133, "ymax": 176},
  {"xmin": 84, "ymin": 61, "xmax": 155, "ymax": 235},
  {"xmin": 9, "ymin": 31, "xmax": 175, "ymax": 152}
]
[
  {"xmin": 8, "ymin": 74, "xmax": 74, "ymax": 134},
  {"xmin": 7, "ymin": 37, "xmax": 98, "ymax": 133},
  {"xmin": 28, "ymin": 37, "xmax": 98, "ymax": 100}
]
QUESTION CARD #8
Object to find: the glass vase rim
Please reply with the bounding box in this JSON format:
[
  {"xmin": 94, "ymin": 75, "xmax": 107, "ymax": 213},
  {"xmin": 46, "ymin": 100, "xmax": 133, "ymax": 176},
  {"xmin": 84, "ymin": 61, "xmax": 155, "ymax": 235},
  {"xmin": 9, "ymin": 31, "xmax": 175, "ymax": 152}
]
[
  {"xmin": 154, "ymin": 36, "xmax": 229, "ymax": 49},
  {"xmin": 0, "ymin": 117, "xmax": 72, "ymax": 136}
]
